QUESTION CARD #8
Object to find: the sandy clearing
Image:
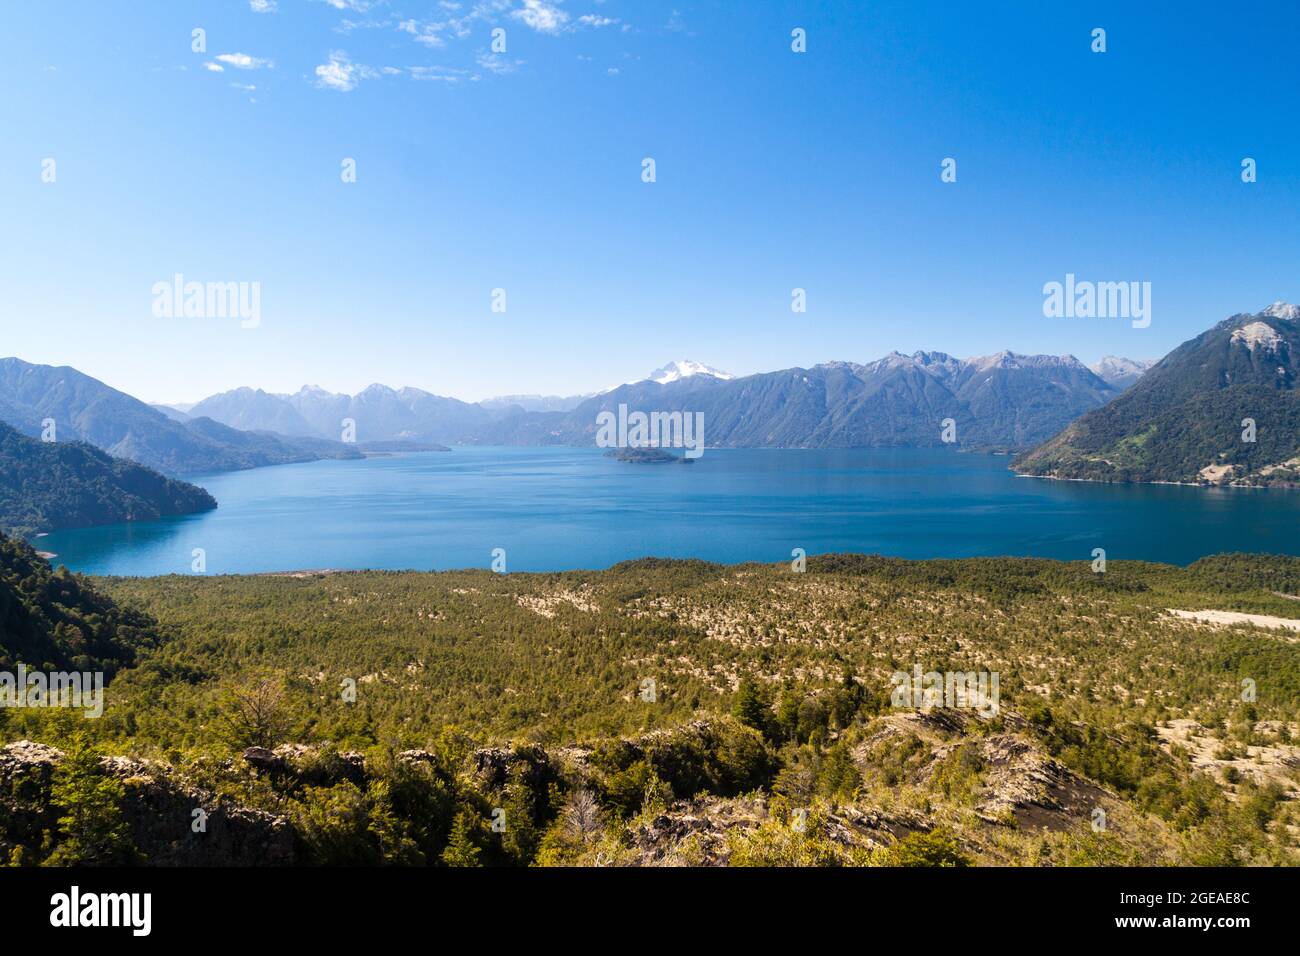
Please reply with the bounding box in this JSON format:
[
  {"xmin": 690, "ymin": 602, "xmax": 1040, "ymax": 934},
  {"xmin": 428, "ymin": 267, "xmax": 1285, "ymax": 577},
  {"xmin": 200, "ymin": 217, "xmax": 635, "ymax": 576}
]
[{"xmin": 1166, "ymin": 608, "xmax": 1300, "ymax": 634}]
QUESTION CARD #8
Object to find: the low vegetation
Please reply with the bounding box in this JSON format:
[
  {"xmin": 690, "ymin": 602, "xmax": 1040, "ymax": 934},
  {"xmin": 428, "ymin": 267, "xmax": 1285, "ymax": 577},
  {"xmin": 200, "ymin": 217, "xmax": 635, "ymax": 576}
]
[{"xmin": 2, "ymin": 534, "xmax": 1299, "ymax": 866}]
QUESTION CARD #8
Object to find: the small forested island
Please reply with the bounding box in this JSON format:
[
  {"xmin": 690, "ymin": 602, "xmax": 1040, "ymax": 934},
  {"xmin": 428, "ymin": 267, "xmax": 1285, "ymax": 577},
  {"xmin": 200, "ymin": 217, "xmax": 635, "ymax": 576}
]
[
  {"xmin": 3, "ymin": 533, "xmax": 1299, "ymax": 867},
  {"xmin": 604, "ymin": 447, "xmax": 695, "ymax": 464}
]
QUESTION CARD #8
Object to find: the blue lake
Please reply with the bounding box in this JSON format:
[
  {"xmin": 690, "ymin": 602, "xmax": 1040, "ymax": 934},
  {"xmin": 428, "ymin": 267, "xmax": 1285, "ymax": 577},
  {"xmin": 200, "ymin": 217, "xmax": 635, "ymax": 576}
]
[{"xmin": 36, "ymin": 446, "xmax": 1300, "ymax": 575}]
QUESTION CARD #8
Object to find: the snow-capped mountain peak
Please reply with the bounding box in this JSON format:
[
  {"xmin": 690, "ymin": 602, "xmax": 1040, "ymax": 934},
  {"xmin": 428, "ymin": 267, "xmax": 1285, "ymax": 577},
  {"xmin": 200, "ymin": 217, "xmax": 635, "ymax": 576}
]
[
  {"xmin": 1087, "ymin": 356, "xmax": 1155, "ymax": 389},
  {"xmin": 1089, "ymin": 356, "xmax": 1153, "ymax": 376},
  {"xmin": 642, "ymin": 360, "xmax": 734, "ymax": 385},
  {"xmin": 1261, "ymin": 301, "xmax": 1300, "ymax": 321}
]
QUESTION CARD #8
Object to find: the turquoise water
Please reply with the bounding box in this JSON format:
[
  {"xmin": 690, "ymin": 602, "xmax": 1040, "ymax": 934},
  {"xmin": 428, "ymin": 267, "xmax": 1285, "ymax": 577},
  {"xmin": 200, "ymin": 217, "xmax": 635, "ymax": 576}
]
[{"xmin": 35, "ymin": 446, "xmax": 1300, "ymax": 575}]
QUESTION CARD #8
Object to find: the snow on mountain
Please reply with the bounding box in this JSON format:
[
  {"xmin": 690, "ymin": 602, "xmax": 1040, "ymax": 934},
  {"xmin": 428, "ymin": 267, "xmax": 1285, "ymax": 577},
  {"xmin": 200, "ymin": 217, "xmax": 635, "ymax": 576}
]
[
  {"xmin": 1231, "ymin": 322, "xmax": 1285, "ymax": 352},
  {"xmin": 643, "ymin": 360, "xmax": 734, "ymax": 385},
  {"xmin": 1087, "ymin": 356, "xmax": 1155, "ymax": 389},
  {"xmin": 1261, "ymin": 301, "xmax": 1300, "ymax": 321},
  {"xmin": 967, "ymin": 351, "xmax": 1088, "ymax": 373}
]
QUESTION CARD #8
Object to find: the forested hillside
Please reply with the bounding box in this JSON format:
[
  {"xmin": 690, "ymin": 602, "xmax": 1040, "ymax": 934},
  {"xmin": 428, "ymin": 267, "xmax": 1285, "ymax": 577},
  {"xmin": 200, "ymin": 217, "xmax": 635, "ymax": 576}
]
[
  {"xmin": 0, "ymin": 533, "xmax": 164, "ymax": 675},
  {"xmin": 1015, "ymin": 303, "xmax": 1300, "ymax": 484},
  {"xmin": 3, "ymin": 546, "xmax": 1298, "ymax": 866},
  {"xmin": 0, "ymin": 422, "xmax": 216, "ymax": 537}
]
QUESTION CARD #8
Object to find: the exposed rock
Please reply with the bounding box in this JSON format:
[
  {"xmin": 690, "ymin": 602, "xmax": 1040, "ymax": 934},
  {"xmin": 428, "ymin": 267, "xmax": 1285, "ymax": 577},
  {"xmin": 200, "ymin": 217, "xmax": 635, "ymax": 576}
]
[
  {"xmin": 858, "ymin": 710, "xmax": 1108, "ymax": 832},
  {"xmin": 239, "ymin": 744, "xmax": 367, "ymax": 787},
  {"xmin": 625, "ymin": 794, "xmax": 927, "ymax": 866},
  {"xmin": 398, "ymin": 749, "xmax": 439, "ymax": 766},
  {"xmin": 241, "ymin": 746, "xmax": 286, "ymax": 774},
  {"xmin": 471, "ymin": 743, "xmax": 553, "ymax": 790},
  {"xmin": 629, "ymin": 795, "xmax": 768, "ymax": 865},
  {"xmin": 968, "ymin": 734, "xmax": 1107, "ymax": 830},
  {"xmin": 0, "ymin": 739, "xmax": 62, "ymax": 779},
  {"xmin": 272, "ymin": 745, "xmax": 367, "ymax": 787},
  {"xmin": 2, "ymin": 741, "xmax": 297, "ymax": 865}
]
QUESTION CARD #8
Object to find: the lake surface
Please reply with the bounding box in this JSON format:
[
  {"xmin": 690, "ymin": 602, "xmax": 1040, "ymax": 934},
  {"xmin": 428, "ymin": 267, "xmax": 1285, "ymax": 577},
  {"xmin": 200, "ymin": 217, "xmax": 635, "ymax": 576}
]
[{"xmin": 36, "ymin": 447, "xmax": 1300, "ymax": 575}]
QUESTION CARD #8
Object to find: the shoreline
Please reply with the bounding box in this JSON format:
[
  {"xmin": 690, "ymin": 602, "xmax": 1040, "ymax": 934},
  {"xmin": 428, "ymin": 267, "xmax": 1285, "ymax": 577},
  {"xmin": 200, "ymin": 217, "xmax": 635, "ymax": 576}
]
[
  {"xmin": 1011, "ymin": 471, "xmax": 1281, "ymax": 490},
  {"xmin": 55, "ymin": 549, "xmax": 1300, "ymax": 580}
]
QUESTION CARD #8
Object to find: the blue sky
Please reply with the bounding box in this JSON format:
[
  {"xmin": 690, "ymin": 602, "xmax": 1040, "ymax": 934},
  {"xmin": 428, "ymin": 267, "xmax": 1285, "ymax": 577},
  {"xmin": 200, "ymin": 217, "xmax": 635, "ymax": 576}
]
[{"xmin": 2, "ymin": 0, "xmax": 1298, "ymax": 403}]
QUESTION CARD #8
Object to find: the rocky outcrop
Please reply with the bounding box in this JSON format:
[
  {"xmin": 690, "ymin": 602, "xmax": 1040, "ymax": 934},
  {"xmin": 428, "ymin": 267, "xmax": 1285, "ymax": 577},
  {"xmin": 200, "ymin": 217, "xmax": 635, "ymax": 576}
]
[
  {"xmin": 241, "ymin": 744, "xmax": 367, "ymax": 788},
  {"xmin": 470, "ymin": 743, "xmax": 553, "ymax": 790},
  {"xmin": 857, "ymin": 710, "xmax": 1110, "ymax": 832},
  {"xmin": 1, "ymin": 741, "xmax": 296, "ymax": 865},
  {"xmin": 626, "ymin": 795, "xmax": 929, "ymax": 866},
  {"xmin": 970, "ymin": 733, "xmax": 1109, "ymax": 830}
]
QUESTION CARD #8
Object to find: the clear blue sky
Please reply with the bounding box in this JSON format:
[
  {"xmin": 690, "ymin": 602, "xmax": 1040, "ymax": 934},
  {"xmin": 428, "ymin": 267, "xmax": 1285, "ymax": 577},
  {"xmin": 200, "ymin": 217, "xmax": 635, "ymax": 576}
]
[{"xmin": 2, "ymin": 0, "xmax": 1298, "ymax": 403}]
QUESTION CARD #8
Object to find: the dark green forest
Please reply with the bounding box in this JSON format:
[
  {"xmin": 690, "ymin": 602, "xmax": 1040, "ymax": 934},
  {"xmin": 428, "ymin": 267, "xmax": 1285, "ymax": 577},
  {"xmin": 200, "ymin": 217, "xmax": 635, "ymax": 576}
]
[
  {"xmin": 1015, "ymin": 311, "xmax": 1300, "ymax": 484},
  {"xmin": 0, "ymin": 422, "xmax": 216, "ymax": 537}
]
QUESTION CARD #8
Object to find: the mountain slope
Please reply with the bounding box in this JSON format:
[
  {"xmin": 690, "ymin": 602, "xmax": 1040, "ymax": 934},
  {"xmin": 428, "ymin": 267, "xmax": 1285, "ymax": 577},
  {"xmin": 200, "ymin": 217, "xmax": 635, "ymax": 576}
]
[
  {"xmin": 0, "ymin": 421, "xmax": 216, "ymax": 537},
  {"xmin": 1014, "ymin": 303, "xmax": 1300, "ymax": 484},
  {"xmin": 0, "ymin": 358, "xmax": 361, "ymax": 475},
  {"xmin": 0, "ymin": 531, "xmax": 165, "ymax": 676},
  {"xmin": 474, "ymin": 352, "xmax": 1119, "ymax": 450},
  {"xmin": 1089, "ymin": 356, "xmax": 1155, "ymax": 390},
  {"xmin": 188, "ymin": 387, "xmax": 317, "ymax": 436}
]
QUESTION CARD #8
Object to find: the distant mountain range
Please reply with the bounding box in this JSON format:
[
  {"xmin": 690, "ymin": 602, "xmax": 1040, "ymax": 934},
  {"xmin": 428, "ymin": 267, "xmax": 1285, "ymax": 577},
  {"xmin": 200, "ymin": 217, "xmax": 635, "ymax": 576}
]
[
  {"xmin": 0, "ymin": 358, "xmax": 362, "ymax": 476},
  {"xmin": 1015, "ymin": 303, "xmax": 1300, "ymax": 485},
  {"xmin": 169, "ymin": 352, "xmax": 1141, "ymax": 451},
  {"xmin": 1088, "ymin": 356, "xmax": 1156, "ymax": 390},
  {"xmin": 0, "ymin": 420, "xmax": 216, "ymax": 536},
  {"xmin": 474, "ymin": 361, "xmax": 737, "ymax": 413}
]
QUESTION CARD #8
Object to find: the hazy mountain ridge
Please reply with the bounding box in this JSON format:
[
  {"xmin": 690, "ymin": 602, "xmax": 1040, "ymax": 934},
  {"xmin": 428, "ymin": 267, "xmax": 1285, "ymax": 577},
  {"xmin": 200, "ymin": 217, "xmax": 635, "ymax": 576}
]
[
  {"xmin": 1015, "ymin": 303, "xmax": 1300, "ymax": 485},
  {"xmin": 479, "ymin": 394, "xmax": 589, "ymax": 413},
  {"xmin": 182, "ymin": 352, "xmax": 1139, "ymax": 450},
  {"xmin": 188, "ymin": 382, "xmax": 499, "ymax": 445},
  {"xmin": 0, "ymin": 358, "xmax": 362, "ymax": 476}
]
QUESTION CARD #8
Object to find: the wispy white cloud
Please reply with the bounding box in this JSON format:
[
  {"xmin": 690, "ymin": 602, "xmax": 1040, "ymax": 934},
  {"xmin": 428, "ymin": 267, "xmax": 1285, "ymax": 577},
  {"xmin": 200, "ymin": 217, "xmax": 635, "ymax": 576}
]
[
  {"xmin": 215, "ymin": 52, "xmax": 274, "ymax": 70},
  {"xmin": 318, "ymin": 1, "xmax": 628, "ymax": 92},
  {"xmin": 476, "ymin": 52, "xmax": 521, "ymax": 74},
  {"xmin": 249, "ymin": 0, "xmax": 277, "ymax": 12},
  {"xmin": 409, "ymin": 64, "xmax": 468, "ymax": 82},
  {"xmin": 512, "ymin": 0, "xmax": 568, "ymax": 34},
  {"xmin": 315, "ymin": 50, "xmax": 366, "ymax": 91},
  {"xmin": 397, "ymin": 1, "xmax": 509, "ymax": 47},
  {"xmin": 399, "ymin": 18, "xmax": 447, "ymax": 47},
  {"xmin": 204, "ymin": 62, "xmax": 225, "ymax": 72}
]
